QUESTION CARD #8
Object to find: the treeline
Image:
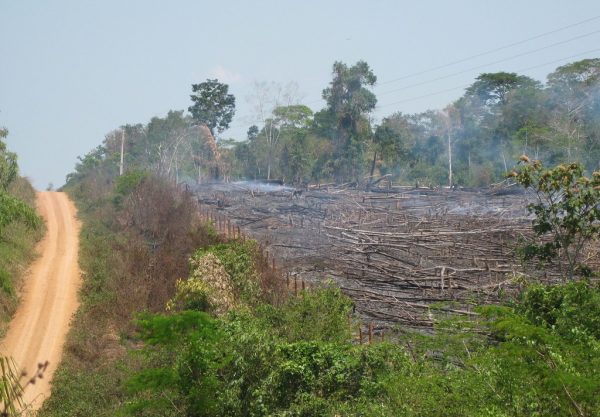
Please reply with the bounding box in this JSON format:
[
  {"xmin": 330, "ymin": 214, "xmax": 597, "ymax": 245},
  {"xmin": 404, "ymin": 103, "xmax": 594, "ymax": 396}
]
[
  {"xmin": 0, "ymin": 127, "xmax": 41, "ymax": 326},
  {"xmin": 238, "ymin": 59, "xmax": 600, "ymax": 186},
  {"xmin": 69, "ymin": 58, "xmax": 600, "ymax": 188}
]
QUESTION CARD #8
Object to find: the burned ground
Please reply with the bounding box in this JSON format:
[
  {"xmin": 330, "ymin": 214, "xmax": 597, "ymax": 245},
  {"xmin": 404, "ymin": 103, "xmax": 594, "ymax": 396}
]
[{"xmin": 191, "ymin": 181, "xmax": 596, "ymax": 329}]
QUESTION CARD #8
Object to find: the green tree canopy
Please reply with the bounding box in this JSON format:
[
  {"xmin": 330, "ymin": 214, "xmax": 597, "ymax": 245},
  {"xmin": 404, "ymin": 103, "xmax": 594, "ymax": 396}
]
[
  {"xmin": 322, "ymin": 61, "xmax": 377, "ymax": 181},
  {"xmin": 189, "ymin": 79, "xmax": 236, "ymax": 135},
  {"xmin": 510, "ymin": 158, "xmax": 600, "ymax": 279},
  {"xmin": 465, "ymin": 72, "xmax": 540, "ymax": 107}
]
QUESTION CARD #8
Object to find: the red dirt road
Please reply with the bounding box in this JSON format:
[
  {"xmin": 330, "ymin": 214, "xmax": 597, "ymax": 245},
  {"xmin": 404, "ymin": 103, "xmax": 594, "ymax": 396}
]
[{"xmin": 0, "ymin": 192, "xmax": 81, "ymax": 410}]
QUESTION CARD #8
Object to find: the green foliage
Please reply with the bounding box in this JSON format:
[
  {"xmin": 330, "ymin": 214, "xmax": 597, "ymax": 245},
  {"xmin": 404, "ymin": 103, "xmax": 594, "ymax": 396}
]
[
  {"xmin": 166, "ymin": 277, "xmax": 211, "ymax": 312},
  {"xmin": 227, "ymin": 59, "xmax": 600, "ymax": 187},
  {"xmin": 273, "ymin": 105, "xmax": 313, "ymax": 129},
  {"xmin": 0, "ymin": 356, "xmax": 24, "ymax": 416},
  {"xmin": 254, "ymin": 341, "xmax": 406, "ymax": 416},
  {"xmin": 41, "ymin": 167, "xmax": 220, "ymax": 417},
  {"xmin": 0, "ymin": 270, "xmax": 13, "ymax": 296},
  {"xmin": 0, "ymin": 184, "xmax": 43, "ymax": 305},
  {"xmin": 260, "ymin": 285, "xmax": 354, "ymax": 343},
  {"xmin": 478, "ymin": 306, "xmax": 600, "ymax": 416},
  {"xmin": 40, "ymin": 362, "xmax": 131, "ymax": 417},
  {"xmin": 510, "ymin": 158, "xmax": 600, "ymax": 278},
  {"xmin": 113, "ymin": 170, "xmax": 148, "ymax": 207},
  {"xmin": 465, "ymin": 72, "xmax": 540, "ymax": 107},
  {"xmin": 115, "ymin": 170, "xmax": 148, "ymax": 196},
  {"xmin": 188, "ymin": 79, "xmax": 236, "ymax": 135},
  {"xmin": 0, "ymin": 133, "xmax": 40, "ymax": 238},
  {"xmin": 0, "ymin": 136, "xmax": 43, "ymax": 324},
  {"xmin": 125, "ymin": 311, "xmax": 222, "ymax": 417},
  {"xmin": 0, "ymin": 140, "xmax": 18, "ymax": 191},
  {"xmin": 43, "ymin": 58, "xmax": 600, "ymax": 417},
  {"xmin": 193, "ymin": 241, "xmax": 262, "ymax": 305},
  {"xmin": 0, "ymin": 192, "xmax": 40, "ymax": 235},
  {"xmin": 322, "ymin": 60, "xmax": 377, "ymax": 181},
  {"xmin": 120, "ymin": 279, "xmax": 600, "ymax": 417},
  {"xmin": 517, "ymin": 281, "xmax": 600, "ymax": 344}
]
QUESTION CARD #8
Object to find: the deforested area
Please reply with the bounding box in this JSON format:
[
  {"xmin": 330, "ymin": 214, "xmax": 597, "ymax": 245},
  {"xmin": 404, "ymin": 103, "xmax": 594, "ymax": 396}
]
[
  {"xmin": 192, "ymin": 183, "xmax": 540, "ymax": 328},
  {"xmin": 4, "ymin": 3, "xmax": 600, "ymax": 416},
  {"xmin": 193, "ymin": 180, "xmax": 600, "ymax": 328}
]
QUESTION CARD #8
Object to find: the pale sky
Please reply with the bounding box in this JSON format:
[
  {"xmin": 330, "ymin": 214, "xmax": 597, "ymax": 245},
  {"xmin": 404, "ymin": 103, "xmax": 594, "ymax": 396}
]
[{"xmin": 2, "ymin": 0, "xmax": 600, "ymax": 188}]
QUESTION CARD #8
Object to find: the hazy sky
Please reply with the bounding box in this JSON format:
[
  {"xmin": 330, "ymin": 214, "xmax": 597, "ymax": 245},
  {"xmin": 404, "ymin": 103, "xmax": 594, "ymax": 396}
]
[{"xmin": 2, "ymin": 0, "xmax": 600, "ymax": 188}]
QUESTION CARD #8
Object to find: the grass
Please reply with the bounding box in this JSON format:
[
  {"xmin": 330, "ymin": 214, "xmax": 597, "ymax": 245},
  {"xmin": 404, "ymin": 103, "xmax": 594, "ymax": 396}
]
[{"xmin": 0, "ymin": 178, "xmax": 44, "ymax": 333}]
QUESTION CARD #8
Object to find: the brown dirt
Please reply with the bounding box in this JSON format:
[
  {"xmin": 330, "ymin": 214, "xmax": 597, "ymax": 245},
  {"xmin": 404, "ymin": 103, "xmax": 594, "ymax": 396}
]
[{"xmin": 0, "ymin": 192, "xmax": 81, "ymax": 411}]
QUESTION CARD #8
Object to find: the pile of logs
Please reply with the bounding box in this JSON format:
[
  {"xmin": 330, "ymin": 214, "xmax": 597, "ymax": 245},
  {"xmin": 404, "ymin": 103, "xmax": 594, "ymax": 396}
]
[
  {"xmin": 323, "ymin": 206, "xmax": 531, "ymax": 327},
  {"xmin": 190, "ymin": 182, "xmax": 594, "ymax": 328}
]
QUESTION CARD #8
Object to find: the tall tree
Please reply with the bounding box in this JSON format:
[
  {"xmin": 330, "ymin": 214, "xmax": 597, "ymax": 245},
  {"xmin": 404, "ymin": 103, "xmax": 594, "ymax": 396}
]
[
  {"xmin": 373, "ymin": 114, "xmax": 411, "ymax": 177},
  {"xmin": 465, "ymin": 72, "xmax": 540, "ymax": 108},
  {"xmin": 188, "ymin": 79, "xmax": 236, "ymax": 136},
  {"xmin": 322, "ymin": 60, "xmax": 377, "ymax": 182},
  {"xmin": 0, "ymin": 129, "xmax": 40, "ymax": 234},
  {"xmin": 546, "ymin": 59, "xmax": 600, "ymax": 165}
]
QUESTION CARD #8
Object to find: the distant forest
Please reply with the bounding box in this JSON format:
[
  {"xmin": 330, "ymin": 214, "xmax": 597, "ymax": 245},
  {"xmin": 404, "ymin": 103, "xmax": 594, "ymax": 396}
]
[{"xmin": 68, "ymin": 58, "xmax": 600, "ymax": 188}]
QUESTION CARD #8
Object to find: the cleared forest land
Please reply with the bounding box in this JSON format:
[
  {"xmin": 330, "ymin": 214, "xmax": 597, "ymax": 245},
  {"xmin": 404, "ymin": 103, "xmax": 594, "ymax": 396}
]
[{"xmin": 192, "ymin": 182, "xmax": 598, "ymax": 328}]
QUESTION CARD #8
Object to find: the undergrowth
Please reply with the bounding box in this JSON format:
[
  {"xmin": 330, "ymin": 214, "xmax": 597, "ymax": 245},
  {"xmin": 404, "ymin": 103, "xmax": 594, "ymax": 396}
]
[{"xmin": 0, "ymin": 177, "xmax": 43, "ymax": 331}]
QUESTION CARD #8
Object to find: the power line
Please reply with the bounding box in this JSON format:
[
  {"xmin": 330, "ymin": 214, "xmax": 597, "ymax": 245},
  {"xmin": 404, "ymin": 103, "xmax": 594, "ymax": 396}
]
[
  {"xmin": 300, "ymin": 27, "xmax": 600, "ymax": 107},
  {"xmin": 225, "ymin": 17, "xmax": 600, "ymax": 131},
  {"xmin": 227, "ymin": 46, "xmax": 600, "ymax": 131},
  {"xmin": 376, "ymin": 47, "xmax": 600, "ymax": 110},
  {"xmin": 378, "ymin": 14, "xmax": 600, "ymax": 86},
  {"xmin": 375, "ymin": 29, "xmax": 600, "ymax": 98}
]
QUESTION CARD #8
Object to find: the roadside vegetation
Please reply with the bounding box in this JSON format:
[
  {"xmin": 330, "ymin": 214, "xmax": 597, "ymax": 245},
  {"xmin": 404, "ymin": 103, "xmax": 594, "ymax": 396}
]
[
  {"xmin": 0, "ymin": 126, "xmax": 43, "ymax": 415},
  {"xmin": 0, "ymin": 127, "xmax": 42, "ymax": 329}
]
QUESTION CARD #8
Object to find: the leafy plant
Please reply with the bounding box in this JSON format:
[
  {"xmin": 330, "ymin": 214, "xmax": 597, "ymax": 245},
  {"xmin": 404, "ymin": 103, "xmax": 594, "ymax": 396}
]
[
  {"xmin": 193, "ymin": 241, "xmax": 262, "ymax": 305},
  {"xmin": 510, "ymin": 157, "xmax": 600, "ymax": 279},
  {"xmin": 0, "ymin": 356, "xmax": 23, "ymax": 416},
  {"xmin": 0, "ymin": 192, "xmax": 40, "ymax": 237}
]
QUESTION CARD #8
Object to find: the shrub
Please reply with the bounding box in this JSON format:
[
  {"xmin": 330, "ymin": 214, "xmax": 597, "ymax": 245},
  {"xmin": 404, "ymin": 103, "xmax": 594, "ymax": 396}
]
[{"xmin": 510, "ymin": 158, "xmax": 600, "ymax": 279}]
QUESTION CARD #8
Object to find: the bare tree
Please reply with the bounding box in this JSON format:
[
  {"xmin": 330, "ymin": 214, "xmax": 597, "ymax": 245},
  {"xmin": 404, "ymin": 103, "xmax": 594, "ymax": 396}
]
[{"xmin": 248, "ymin": 81, "xmax": 300, "ymax": 180}]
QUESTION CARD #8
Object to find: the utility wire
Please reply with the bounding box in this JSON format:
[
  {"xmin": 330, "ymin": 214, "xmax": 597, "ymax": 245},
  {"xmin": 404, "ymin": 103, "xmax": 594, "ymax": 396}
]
[
  {"xmin": 225, "ymin": 17, "xmax": 600, "ymax": 131},
  {"xmin": 375, "ymin": 29, "xmax": 600, "ymax": 98},
  {"xmin": 298, "ymin": 28, "xmax": 600, "ymax": 107},
  {"xmin": 227, "ymin": 47, "xmax": 600, "ymax": 130},
  {"xmin": 376, "ymin": 47, "xmax": 600, "ymax": 109},
  {"xmin": 378, "ymin": 14, "xmax": 600, "ymax": 86}
]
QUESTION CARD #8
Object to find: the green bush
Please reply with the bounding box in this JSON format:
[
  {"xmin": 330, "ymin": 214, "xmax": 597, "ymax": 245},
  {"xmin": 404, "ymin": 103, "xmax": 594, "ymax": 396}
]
[
  {"xmin": 518, "ymin": 281, "xmax": 600, "ymax": 343},
  {"xmin": 116, "ymin": 280, "xmax": 600, "ymax": 417},
  {"xmin": 193, "ymin": 241, "xmax": 262, "ymax": 305},
  {"xmin": 113, "ymin": 170, "xmax": 148, "ymax": 207},
  {"xmin": 258, "ymin": 285, "xmax": 354, "ymax": 343}
]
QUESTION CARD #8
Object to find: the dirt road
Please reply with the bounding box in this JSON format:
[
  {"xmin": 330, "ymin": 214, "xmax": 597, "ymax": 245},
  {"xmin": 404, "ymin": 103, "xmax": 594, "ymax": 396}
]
[{"xmin": 0, "ymin": 192, "xmax": 81, "ymax": 411}]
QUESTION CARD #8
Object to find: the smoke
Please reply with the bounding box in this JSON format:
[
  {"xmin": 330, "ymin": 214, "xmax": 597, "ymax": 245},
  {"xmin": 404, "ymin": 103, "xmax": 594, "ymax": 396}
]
[
  {"xmin": 190, "ymin": 180, "xmax": 295, "ymax": 194},
  {"xmin": 231, "ymin": 180, "xmax": 294, "ymax": 193}
]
